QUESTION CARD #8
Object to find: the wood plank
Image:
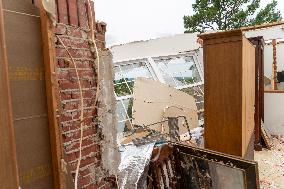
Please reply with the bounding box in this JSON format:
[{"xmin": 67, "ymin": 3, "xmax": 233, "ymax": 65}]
[
  {"xmin": 248, "ymin": 37, "xmax": 265, "ymax": 150},
  {"xmin": 260, "ymin": 122, "xmax": 271, "ymax": 150},
  {"xmin": 264, "ymin": 90, "xmax": 284, "ymax": 93},
  {"xmin": 38, "ymin": 2, "xmax": 65, "ymax": 189},
  {"xmin": 0, "ymin": 0, "xmax": 19, "ymax": 188},
  {"xmin": 242, "ymin": 37, "xmax": 255, "ymax": 159}
]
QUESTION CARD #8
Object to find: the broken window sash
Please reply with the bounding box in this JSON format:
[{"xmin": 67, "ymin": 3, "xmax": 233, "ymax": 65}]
[
  {"xmin": 153, "ymin": 55, "xmax": 202, "ymax": 88},
  {"xmin": 113, "ymin": 52, "xmax": 205, "ymax": 142},
  {"xmin": 114, "ymin": 59, "xmax": 154, "ymax": 97}
]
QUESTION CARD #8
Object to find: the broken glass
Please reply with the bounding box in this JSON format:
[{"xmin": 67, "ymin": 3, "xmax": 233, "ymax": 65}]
[
  {"xmin": 114, "ymin": 60, "xmax": 153, "ymax": 97},
  {"xmin": 154, "ymin": 56, "xmax": 202, "ymax": 88}
]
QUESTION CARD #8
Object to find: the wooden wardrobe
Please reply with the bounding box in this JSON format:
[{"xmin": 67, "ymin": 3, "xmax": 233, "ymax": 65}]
[{"xmin": 200, "ymin": 30, "xmax": 255, "ymax": 159}]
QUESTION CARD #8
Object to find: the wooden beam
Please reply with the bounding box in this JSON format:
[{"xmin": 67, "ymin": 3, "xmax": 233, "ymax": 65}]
[
  {"xmin": 272, "ymin": 39, "xmax": 278, "ymax": 90},
  {"xmin": 0, "ymin": 0, "xmax": 19, "ymax": 188},
  {"xmin": 264, "ymin": 90, "xmax": 284, "ymax": 93},
  {"xmin": 38, "ymin": 3, "xmax": 65, "ymax": 189}
]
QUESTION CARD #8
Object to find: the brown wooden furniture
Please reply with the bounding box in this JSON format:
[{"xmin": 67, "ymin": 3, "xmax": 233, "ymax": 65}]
[{"xmin": 199, "ymin": 30, "xmax": 255, "ymax": 159}]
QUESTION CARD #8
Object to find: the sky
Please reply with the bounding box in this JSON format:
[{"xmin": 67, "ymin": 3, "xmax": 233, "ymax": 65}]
[{"xmin": 94, "ymin": 0, "xmax": 284, "ymax": 47}]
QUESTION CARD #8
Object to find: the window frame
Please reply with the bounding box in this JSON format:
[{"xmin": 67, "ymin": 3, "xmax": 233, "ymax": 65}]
[{"xmin": 113, "ymin": 51, "xmax": 204, "ymax": 134}]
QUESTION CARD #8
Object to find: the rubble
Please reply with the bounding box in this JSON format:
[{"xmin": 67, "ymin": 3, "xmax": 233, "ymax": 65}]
[{"xmin": 255, "ymin": 136, "xmax": 284, "ymax": 189}]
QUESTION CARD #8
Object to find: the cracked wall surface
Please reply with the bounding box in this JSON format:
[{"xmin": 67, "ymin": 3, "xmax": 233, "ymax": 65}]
[{"xmin": 98, "ymin": 50, "xmax": 120, "ymax": 176}]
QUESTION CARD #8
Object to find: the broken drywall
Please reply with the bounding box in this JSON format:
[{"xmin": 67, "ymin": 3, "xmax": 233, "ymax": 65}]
[
  {"xmin": 132, "ymin": 77, "xmax": 198, "ymax": 135},
  {"xmin": 97, "ymin": 49, "xmax": 121, "ymax": 176}
]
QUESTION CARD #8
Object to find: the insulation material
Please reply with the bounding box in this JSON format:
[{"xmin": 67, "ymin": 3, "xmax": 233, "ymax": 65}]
[
  {"xmin": 132, "ymin": 77, "xmax": 198, "ymax": 135},
  {"xmin": 41, "ymin": 0, "xmax": 56, "ymax": 21},
  {"xmin": 118, "ymin": 143, "xmax": 155, "ymax": 189},
  {"xmin": 3, "ymin": 0, "xmax": 53, "ymax": 187}
]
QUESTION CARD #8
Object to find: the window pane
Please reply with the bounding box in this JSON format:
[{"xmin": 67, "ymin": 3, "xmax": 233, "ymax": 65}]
[
  {"xmin": 114, "ymin": 82, "xmax": 132, "ymax": 97},
  {"xmin": 116, "ymin": 100, "xmax": 127, "ymax": 121},
  {"xmin": 123, "ymin": 98, "xmax": 133, "ymax": 119},
  {"xmin": 113, "ymin": 60, "xmax": 153, "ymax": 97},
  {"xmin": 154, "ymin": 56, "xmax": 202, "ymax": 87}
]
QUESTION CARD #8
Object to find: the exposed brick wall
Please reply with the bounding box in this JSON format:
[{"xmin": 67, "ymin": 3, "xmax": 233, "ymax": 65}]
[{"xmin": 52, "ymin": 0, "xmax": 112, "ymax": 188}]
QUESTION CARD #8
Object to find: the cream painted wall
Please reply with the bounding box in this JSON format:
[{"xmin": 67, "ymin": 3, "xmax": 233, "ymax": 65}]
[{"xmin": 264, "ymin": 93, "xmax": 284, "ymax": 136}]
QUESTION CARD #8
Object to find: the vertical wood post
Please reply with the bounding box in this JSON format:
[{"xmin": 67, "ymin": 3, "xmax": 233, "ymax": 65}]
[
  {"xmin": 272, "ymin": 39, "xmax": 278, "ymax": 90},
  {"xmin": 0, "ymin": 0, "xmax": 19, "ymax": 188},
  {"xmin": 38, "ymin": 3, "xmax": 65, "ymax": 189}
]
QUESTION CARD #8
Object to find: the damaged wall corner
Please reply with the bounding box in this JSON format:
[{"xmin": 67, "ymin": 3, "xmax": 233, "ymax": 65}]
[{"xmin": 97, "ymin": 49, "xmax": 121, "ymax": 176}]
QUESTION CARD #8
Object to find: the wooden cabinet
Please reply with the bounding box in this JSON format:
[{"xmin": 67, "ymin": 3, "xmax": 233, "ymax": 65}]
[{"xmin": 200, "ymin": 30, "xmax": 255, "ymax": 159}]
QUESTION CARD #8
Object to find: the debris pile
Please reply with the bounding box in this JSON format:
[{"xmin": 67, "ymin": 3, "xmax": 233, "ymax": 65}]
[{"xmin": 255, "ymin": 136, "xmax": 284, "ymax": 188}]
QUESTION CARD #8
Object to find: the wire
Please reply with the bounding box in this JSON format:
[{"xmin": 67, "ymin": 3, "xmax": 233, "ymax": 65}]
[
  {"xmin": 87, "ymin": 0, "xmax": 100, "ymax": 106},
  {"xmin": 56, "ymin": 36, "xmax": 84, "ymax": 189},
  {"xmin": 71, "ymin": 1, "xmax": 101, "ymax": 188}
]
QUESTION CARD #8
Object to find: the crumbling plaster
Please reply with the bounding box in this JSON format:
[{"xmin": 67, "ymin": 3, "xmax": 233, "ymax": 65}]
[{"xmin": 97, "ymin": 49, "xmax": 121, "ymax": 176}]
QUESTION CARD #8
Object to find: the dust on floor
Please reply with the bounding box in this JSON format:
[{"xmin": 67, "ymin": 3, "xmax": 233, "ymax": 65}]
[{"xmin": 255, "ymin": 136, "xmax": 284, "ymax": 189}]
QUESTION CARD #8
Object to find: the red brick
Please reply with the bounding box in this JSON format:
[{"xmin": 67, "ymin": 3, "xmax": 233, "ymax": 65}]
[
  {"xmin": 80, "ymin": 168, "xmax": 91, "ymax": 178},
  {"xmin": 64, "ymin": 101, "xmax": 79, "ymax": 110},
  {"xmin": 58, "ymin": 59, "xmax": 68, "ymax": 68},
  {"xmin": 59, "ymin": 36, "xmax": 89, "ymax": 49},
  {"xmin": 62, "ymin": 127, "xmax": 96, "ymax": 143},
  {"xmin": 66, "ymin": 152, "xmax": 77, "ymax": 162},
  {"xmin": 72, "ymin": 109, "xmax": 95, "ymax": 120},
  {"xmin": 71, "ymin": 90, "xmax": 96, "ymax": 99},
  {"xmin": 68, "ymin": 27, "xmax": 86, "ymax": 38},
  {"xmin": 60, "ymin": 91, "xmax": 72, "ymax": 101},
  {"xmin": 82, "ymin": 144, "xmax": 100, "ymax": 157},
  {"xmin": 96, "ymin": 33, "xmax": 105, "ymax": 42},
  {"xmin": 90, "ymin": 1, "xmax": 96, "ymax": 30},
  {"xmin": 78, "ymin": 0, "xmax": 89, "ymax": 28},
  {"xmin": 56, "ymin": 47, "xmax": 68, "ymax": 57},
  {"xmin": 65, "ymin": 138, "xmax": 94, "ymax": 153},
  {"xmin": 57, "ymin": 0, "xmax": 69, "ymax": 24},
  {"xmin": 68, "ymin": 49, "xmax": 93, "ymax": 59},
  {"xmin": 96, "ymin": 23, "xmax": 102, "ymax": 33},
  {"xmin": 69, "ymin": 156, "xmax": 97, "ymax": 171},
  {"xmin": 55, "ymin": 25, "xmax": 67, "ymax": 35},
  {"xmin": 78, "ymin": 174, "xmax": 92, "ymax": 187},
  {"xmin": 59, "ymin": 112, "xmax": 73, "ymax": 122},
  {"xmin": 57, "ymin": 70, "xmax": 69, "ymax": 80},
  {"xmin": 61, "ymin": 118, "xmax": 93, "ymax": 133},
  {"xmin": 95, "ymin": 41, "xmax": 105, "ymax": 49},
  {"xmin": 60, "ymin": 60, "xmax": 92, "ymax": 69},
  {"xmin": 68, "ymin": 0, "xmax": 79, "ymax": 26},
  {"xmin": 59, "ymin": 80, "xmax": 79, "ymax": 90}
]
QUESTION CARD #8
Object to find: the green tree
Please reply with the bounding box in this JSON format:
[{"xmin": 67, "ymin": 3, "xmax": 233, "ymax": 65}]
[{"xmin": 184, "ymin": 0, "xmax": 282, "ymax": 33}]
